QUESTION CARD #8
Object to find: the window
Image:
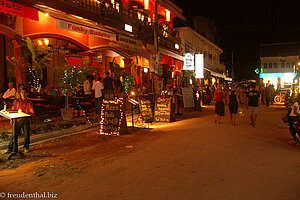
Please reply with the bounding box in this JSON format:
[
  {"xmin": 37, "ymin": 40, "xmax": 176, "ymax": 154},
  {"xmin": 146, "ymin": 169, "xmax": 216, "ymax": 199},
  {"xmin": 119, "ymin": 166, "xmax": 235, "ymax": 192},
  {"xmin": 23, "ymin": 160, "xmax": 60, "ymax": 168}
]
[
  {"xmin": 268, "ymin": 63, "xmax": 272, "ymax": 68},
  {"xmin": 273, "ymin": 63, "xmax": 277, "ymax": 68},
  {"xmin": 281, "ymin": 61, "xmax": 285, "ymax": 68},
  {"xmin": 286, "ymin": 62, "xmax": 290, "ymax": 68},
  {"xmin": 263, "ymin": 63, "xmax": 267, "ymax": 68}
]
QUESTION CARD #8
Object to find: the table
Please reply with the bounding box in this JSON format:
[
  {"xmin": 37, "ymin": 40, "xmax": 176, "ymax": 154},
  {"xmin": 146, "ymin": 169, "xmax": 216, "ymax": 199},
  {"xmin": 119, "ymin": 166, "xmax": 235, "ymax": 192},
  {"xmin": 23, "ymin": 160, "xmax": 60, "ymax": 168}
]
[{"xmin": 0, "ymin": 110, "xmax": 31, "ymax": 160}]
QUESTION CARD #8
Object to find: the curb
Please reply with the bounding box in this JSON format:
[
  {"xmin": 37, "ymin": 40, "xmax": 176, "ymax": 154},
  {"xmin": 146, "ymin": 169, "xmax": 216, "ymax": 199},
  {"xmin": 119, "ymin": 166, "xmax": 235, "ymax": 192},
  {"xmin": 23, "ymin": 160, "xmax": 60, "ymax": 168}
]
[{"xmin": 0, "ymin": 124, "xmax": 99, "ymax": 150}]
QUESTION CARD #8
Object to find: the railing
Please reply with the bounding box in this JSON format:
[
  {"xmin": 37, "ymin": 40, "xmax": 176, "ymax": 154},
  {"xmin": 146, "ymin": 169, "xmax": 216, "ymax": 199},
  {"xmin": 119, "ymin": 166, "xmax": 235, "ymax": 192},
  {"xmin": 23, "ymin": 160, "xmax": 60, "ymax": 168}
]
[{"xmin": 34, "ymin": 0, "xmax": 181, "ymax": 51}]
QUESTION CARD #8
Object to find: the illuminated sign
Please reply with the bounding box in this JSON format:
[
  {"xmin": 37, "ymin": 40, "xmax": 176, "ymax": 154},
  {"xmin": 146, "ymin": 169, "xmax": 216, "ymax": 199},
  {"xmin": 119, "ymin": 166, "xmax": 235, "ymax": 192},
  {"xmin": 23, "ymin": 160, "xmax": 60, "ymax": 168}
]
[
  {"xmin": 195, "ymin": 54, "xmax": 204, "ymax": 78},
  {"xmin": 125, "ymin": 24, "xmax": 132, "ymax": 32},
  {"xmin": 183, "ymin": 53, "xmax": 194, "ymax": 70},
  {"xmin": 56, "ymin": 19, "xmax": 116, "ymax": 41},
  {"xmin": 0, "ymin": 0, "xmax": 39, "ymax": 21},
  {"xmin": 260, "ymin": 73, "xmax": 296, "ymax": 78}
]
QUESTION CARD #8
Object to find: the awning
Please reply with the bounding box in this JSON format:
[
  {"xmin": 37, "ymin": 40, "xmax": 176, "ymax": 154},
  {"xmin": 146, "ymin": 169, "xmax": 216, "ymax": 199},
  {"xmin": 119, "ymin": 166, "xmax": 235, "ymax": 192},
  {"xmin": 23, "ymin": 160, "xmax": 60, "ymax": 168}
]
[
  {"xmin": 0, "ymin": 0, "xmax": 39, "ymax": 21},
  {"xmin": 159, "ymin": 48, "xmax": 184, "ymax": 61}
]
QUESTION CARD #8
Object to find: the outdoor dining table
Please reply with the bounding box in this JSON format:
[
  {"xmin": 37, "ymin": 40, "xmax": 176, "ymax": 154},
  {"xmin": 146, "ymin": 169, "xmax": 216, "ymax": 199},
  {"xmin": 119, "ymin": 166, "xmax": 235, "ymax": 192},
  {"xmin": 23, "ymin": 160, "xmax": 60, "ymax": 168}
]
[{"xmin": 0, "ymin": 110, "xmax": 31, "ymax": 160}]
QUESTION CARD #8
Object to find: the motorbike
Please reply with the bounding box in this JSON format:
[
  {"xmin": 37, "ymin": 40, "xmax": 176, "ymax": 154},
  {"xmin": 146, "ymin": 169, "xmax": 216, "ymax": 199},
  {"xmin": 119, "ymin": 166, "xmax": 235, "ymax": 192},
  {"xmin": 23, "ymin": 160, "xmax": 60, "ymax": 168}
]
[{"xmin": 282, "ymin": 109, "xmax": 300, "ymax": 145}]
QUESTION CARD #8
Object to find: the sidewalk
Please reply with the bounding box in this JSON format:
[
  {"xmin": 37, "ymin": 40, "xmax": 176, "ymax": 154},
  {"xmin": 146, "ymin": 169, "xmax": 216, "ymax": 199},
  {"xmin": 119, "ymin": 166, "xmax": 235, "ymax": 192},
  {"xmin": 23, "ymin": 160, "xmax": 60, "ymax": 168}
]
[{"xmin": 0, "ymin": 106, "xmax": 209, "ymax": 150}]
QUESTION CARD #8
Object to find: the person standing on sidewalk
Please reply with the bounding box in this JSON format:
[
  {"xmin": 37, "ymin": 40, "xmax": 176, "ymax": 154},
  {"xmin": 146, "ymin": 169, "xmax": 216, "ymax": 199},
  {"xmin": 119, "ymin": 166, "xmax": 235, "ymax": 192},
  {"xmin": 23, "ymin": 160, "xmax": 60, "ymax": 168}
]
[
  {"xmin": 2, "ymin": 88, "xmax": 34, "ymax": 154},
  {"xmin": 246, "ymin": 83, "xmax": 260, "ymax": 127},
  {"xmin": 214, "ymin": 84, "xmax": 225, "ymax": 124},
  {"xmin": 92, "ymin": 77, "xmax": 104, "ymax": 114},
  {"xmin": 103, "ymin": 72, "xmax": 115, "ymax": 100}
]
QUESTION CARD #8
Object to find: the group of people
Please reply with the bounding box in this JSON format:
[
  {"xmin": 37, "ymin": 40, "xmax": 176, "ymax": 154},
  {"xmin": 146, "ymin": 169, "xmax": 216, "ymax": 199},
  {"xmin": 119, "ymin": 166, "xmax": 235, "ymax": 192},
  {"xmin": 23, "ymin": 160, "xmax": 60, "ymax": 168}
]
[
  {"xmin": 213, "ymin": 82, "xmax": 260, "ymax": 127},
  {"xmin": 81, "ymin": 72, "xmax": 124, "ymax": 114}
]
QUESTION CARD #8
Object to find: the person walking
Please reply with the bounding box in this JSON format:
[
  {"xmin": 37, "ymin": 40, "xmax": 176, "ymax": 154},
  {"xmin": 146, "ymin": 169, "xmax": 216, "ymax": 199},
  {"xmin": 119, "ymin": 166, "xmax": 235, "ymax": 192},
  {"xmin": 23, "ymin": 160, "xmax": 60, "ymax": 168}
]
[
  {"xmin": 214, "ymin": 84, "xmax": 225, "ymax": 124},
  {"xmin": 246, "ymin": 83, "xmax": 260, "ymax": 127},
  {"xmin": 228, "ymin": 88, "xmax": 239, "ymax": 126},
  {"xmin": 92, "ymin": 77, "xmax": 104, "ymax": 114}
]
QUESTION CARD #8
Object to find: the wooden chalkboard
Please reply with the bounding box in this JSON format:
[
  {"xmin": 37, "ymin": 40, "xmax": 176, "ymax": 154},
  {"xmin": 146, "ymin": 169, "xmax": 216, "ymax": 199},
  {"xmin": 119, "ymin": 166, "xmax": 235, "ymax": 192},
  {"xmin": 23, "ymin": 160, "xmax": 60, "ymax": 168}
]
[
  {"xmin": 100, "ymin": 99, "xmax": 127, "ymax": 135},
  {"xmin": 139, "ymin": 96, "xmax": 153, "ymax": 123},
  {"xmin": 154, "ymin": 95, "xmax": 174, "ymax": 123}
]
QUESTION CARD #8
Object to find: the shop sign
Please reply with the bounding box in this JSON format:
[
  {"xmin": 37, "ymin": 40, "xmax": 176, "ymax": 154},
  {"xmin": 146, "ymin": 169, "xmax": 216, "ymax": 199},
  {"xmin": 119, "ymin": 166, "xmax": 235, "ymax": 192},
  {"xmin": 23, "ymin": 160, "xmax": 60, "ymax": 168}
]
[
  {"xmin": 183, "ymin": 53, "xmax": 194, "ymax": 70},
  {"xmin": 57, "ymin": 19, "xmax": 116, "ymax": 41},
  {"xmin": 139, "ymin": 96, "xmax": 153, "ymax": 123},
  {"xmin": 150, "ymin": 53, "xmax": 159, "ymax": 73},
  {"xmin": 0, "ymin": 0, "xmax": 39, "ymax": 21},
  {"xmin": 154, "ymin": 95, "xmax": 175, "ymax": 123},
  {"xmin": 182, "ymin": 87, "xmax": 195, "ymax": 108},
  {"xmin": 195, "ymin": 54, "xmax": 204, "ymax": 78}
]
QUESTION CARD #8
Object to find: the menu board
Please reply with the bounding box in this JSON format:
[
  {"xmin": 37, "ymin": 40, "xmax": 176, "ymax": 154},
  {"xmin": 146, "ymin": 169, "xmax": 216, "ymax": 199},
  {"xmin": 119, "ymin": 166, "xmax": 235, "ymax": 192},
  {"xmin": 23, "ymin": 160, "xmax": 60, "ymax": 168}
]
[
  {"xmin": 100, "ymin": 99, "xmax": 126, "ymax": 136},
  {"xmin": 139, "ymin": 96, "xmax": 153, "ymax": 123},
  {"xmin": 154, "ymin": 95, "xmax": 174, "ymax": 123},
  {"xmin": 182, "ymin": 87, "xmax": 195, "ymax": 108}
]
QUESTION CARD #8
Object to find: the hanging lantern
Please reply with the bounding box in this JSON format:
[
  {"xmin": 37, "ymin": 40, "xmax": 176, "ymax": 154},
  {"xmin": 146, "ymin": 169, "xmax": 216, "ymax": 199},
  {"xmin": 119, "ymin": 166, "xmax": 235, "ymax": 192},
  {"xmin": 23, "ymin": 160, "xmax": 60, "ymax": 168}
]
[
  {"xmin": 166, "ymin": 10, "xmax": 170, "ymax": 22},
  {"xmin": 144, "ymin": 0, "xmax": 149, "ymax": 10}
]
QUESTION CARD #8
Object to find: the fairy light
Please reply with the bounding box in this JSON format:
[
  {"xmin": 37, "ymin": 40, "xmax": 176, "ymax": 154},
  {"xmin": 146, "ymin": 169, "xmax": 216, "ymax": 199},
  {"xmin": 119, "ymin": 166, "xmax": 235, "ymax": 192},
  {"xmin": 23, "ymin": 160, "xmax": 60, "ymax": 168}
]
[{"xmin": 99, "ymin": 98, "xmax": 124, "ymax": 136}]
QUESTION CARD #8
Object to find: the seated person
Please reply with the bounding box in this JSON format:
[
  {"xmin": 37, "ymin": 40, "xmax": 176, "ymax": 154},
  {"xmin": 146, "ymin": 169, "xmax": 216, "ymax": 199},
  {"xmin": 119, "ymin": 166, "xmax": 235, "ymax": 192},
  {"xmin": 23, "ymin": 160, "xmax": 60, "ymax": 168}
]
[
  {"xmin": 15, "ymin": 83, "xmax": 25, "ymax": 100},
  {"xmin": 2, "ymin": 82, "xmax": 16, "ymax": 100}
]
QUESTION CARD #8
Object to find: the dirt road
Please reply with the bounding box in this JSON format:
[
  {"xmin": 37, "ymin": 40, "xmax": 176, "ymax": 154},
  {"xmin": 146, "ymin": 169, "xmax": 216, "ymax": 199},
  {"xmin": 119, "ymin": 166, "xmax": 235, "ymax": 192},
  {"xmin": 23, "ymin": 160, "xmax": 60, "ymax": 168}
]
[{"xmin": 1, "ymin": 105, "xmax": 300, "ymax": 200}]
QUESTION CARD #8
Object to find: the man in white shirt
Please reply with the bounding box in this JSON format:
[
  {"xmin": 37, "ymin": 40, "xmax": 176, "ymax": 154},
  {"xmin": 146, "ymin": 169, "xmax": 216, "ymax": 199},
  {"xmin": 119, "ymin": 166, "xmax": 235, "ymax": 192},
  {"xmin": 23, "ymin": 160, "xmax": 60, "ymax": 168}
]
[
  {"xmin": 2, "ymin": 82, "xmax": 16, "ymax": 100},
  {"xmin": 92, "ymin": 77, "xmax": 104, "ymax": 114}
]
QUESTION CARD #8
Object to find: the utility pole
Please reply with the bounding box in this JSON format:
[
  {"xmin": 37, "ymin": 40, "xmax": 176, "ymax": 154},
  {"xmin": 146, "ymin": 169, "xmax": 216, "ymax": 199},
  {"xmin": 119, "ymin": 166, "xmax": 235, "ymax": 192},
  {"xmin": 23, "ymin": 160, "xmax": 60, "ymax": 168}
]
[{"xmin": 231, "ymin": 51, "xmax": 234, "ymax": 81}]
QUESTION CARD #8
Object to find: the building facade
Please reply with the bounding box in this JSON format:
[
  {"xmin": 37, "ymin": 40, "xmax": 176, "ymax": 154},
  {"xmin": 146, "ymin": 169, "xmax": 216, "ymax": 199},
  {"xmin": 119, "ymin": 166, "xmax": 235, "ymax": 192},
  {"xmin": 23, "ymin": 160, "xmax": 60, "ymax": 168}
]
[
  {"xmin": 260, "ymin": 42, "xmax": 300, "ymax": 89},
  {"xmin": 175, "ymin": 26, "xmax": 228, "ymax": 86},
  {"xmin": 0, "ymin": 0, "xmax": 185, "ymax": 94}
]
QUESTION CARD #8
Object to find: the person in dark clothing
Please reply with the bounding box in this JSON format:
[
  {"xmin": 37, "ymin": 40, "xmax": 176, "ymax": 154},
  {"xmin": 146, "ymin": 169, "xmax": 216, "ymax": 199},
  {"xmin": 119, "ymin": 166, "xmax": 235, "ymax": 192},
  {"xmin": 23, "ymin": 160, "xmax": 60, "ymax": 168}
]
[
  {"xmin": 265, "ymin": 84, "xmax": 271, "ymax": 107},
  {"xmin": 246, "ymin": 83, "xmax": 260, "ymax": 127},
  {"xmin": 103, "ymin": 72, "xmax": 115, "ymax": 100},
  {"xmin": 114, "ymin": 76, "xmax": 124, "ymax": 98},
  {"xmin": 228, "ymin": 89, "xmax": 238, "ymax": 126}
]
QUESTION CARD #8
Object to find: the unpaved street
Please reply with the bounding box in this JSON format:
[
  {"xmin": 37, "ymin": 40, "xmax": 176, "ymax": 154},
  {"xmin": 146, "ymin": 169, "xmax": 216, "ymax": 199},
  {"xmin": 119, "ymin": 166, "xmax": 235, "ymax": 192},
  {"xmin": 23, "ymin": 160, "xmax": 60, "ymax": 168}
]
[{"xmin": 1, "ymin": 105, "xmax": 300, "ymax": 200}]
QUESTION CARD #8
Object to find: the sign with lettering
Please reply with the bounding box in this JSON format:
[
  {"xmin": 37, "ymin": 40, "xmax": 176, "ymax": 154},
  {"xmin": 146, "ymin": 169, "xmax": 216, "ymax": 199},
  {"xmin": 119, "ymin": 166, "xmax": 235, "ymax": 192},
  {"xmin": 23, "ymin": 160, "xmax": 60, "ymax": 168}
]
[
  {"xmin": 154, "ymin": 95, "xmax": 174, "ymax": 123},
  {"xmin": 183, "ymin": 53, "xmax": 194, "ymax": 70},
  {"xmin": 100, "ymin": 99, "xmax": 126, "ymax": 136},
  {"xmin": 57, "ymin": 19, "xmax": 116, "ymax": 41},
  {"xmin": 139, "ymin": 96, "xmax": 153, "ymax": 123},
  {"xmin": 182, "ymin": 87, "xmax": 195, "ymax": 108},
  {"xmin": 0, "ymin": 0, "xmax": 39, "ymax": 21}
]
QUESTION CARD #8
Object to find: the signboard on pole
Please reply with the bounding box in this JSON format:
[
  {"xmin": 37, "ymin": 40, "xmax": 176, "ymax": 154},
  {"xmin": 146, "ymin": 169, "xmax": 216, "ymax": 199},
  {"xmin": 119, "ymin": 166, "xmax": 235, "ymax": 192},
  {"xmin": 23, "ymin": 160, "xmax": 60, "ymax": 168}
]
[
  {"xmin": 183, "ymin": 53, "xmax": 194, "ymax": 70},
  {"xmin": 195, "ymin": 54, "xmax": 204, "ymax": 78},
  {"xmin": 150, "ymin": 53, "xmax": 159, "ymax": 73}
]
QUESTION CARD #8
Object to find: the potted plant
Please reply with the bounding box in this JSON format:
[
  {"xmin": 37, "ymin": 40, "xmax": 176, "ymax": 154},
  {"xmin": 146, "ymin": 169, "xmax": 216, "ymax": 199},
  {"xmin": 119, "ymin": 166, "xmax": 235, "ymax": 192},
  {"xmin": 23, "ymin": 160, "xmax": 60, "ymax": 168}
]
[{"xmin": 59, "ymin": 64, "xmax": 86, "ymax": 120}]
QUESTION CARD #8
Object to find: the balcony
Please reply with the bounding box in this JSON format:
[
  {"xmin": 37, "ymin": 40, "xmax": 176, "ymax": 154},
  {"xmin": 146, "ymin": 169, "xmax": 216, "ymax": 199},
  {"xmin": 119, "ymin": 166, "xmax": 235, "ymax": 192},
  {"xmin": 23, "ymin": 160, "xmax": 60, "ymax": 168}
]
[{"xmin": 32, "ymin": 0, "xmax": 181, "ymax": 52}]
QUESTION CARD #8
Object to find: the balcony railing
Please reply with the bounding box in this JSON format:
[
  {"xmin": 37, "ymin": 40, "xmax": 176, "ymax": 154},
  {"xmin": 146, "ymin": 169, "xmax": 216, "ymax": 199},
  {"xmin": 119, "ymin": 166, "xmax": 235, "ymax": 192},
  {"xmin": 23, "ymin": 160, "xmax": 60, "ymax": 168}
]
[{"xmin": 33, "ymin": 0, "xmax": 181, "ymax": 52}]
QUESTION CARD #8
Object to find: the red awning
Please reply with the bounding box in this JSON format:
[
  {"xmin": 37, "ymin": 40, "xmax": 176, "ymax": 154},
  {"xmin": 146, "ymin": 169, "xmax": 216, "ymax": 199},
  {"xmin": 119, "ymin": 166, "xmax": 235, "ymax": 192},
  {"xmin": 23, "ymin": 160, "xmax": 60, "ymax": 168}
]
[{"xmin": 0, "ymin": 0, "xmax": 39, "ymax": 21}]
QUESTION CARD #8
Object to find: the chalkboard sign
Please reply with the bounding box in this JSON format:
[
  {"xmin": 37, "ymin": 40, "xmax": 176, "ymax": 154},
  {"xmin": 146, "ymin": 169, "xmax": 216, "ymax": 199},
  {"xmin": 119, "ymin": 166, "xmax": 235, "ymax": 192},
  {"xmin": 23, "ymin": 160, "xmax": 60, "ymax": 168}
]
[
  {"xmin": 154, "ymin": 95, "xmax": 174, "ymax": 123},
  {"xmin": 100, "ymin": 99, "xmax": 126, "ymax": 136},
  {"xmin": 139, "ymin": 96, "xmax": 153, "ymax": 123},
  {"xmin": 182, "ymin": 87, "xmax": 195, "ymax": 108}
]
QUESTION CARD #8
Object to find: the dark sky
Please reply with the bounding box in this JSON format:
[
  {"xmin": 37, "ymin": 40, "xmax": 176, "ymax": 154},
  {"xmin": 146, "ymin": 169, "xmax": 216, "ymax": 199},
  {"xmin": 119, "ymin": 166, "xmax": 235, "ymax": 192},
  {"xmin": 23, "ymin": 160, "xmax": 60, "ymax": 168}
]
[{"xmin": 173, "ymin": 0, "xmax": 300, "ymax": 80}]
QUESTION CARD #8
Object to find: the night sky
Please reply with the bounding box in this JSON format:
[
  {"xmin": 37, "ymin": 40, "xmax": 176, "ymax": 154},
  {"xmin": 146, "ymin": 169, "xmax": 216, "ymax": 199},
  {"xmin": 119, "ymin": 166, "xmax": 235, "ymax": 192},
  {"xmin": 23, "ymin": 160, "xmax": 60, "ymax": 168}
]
[{"xmin": 173, "ymin": 0, "xmax": 300, "ymax": 80}]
